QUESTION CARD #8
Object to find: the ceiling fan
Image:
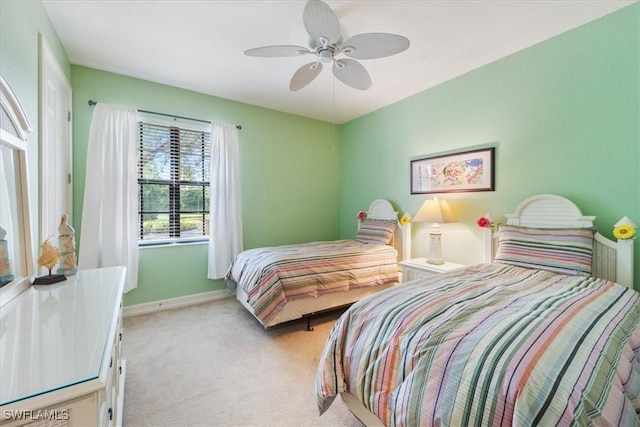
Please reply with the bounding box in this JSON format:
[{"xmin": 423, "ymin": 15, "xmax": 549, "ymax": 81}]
[{"xmin": 244, "ymin": 0, "xmax": 410, "ymax": 91}]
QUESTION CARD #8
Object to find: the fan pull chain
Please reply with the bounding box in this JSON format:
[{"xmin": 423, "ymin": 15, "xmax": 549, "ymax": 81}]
[{"xmin": 332, "ymin": 74, "xmax": 336, "ymax": 126}]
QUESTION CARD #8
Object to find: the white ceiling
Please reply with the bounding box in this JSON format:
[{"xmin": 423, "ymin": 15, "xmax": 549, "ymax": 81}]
[{"xmin": 42, "ymin": 0, "xmax": 635, "ymax": 124}]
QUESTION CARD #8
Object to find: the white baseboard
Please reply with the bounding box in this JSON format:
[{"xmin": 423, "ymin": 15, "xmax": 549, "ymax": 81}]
[{"xmin": 123, "ymin": 289, "xmax": 231, "ymax": 318}]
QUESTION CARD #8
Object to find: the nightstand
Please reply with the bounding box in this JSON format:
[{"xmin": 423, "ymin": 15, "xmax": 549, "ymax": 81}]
[{"xmin": 399, "ymin": 258, "xmax": 466, "ymax": 283}]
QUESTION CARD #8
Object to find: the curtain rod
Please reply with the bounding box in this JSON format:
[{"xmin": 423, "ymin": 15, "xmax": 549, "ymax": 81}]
[{"xmin": 87, "ymin": 100, "xmax": 241, "ymax": 130}]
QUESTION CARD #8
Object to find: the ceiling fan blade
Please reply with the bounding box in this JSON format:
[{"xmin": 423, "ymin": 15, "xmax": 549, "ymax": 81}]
[
  {"xmin": 244, "ymin": 45, "xmax": 310, "ymax": 57},
  {"xmin": 303, "ymin": 0, "xmax": 342, "ymax": 45},
  {"xmin": 290, "ymin": 62, "xmax": 323, "ymax": 91},
  {"xmin": 341, "ymin": 33, "xmax": 410, "ymax": 60},
  {"xmin": 332, "ymin": 59, "xmax": 371, "ymax": 91}
]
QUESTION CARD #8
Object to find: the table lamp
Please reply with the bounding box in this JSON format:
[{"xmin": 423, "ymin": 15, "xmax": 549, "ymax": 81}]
[{"xmin": 413, "ymin": 197, "xmax": 456, "ymax": 265}]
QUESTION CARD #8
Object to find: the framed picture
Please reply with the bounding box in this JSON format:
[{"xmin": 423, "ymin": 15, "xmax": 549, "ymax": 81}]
[{"xmin": 410, "ymin": 147, "xmax": 495, "ymax": 194}]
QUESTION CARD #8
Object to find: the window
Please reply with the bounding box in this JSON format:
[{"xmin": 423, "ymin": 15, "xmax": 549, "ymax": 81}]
[{"xmin": 138, "ymin": 120, "xmax": 211, "ymax": 244}]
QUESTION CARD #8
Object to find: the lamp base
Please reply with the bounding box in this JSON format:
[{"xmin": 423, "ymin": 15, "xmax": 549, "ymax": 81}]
[{"xmin": 427, "ymin": 226, "xmax": 444, "ymax": 266}]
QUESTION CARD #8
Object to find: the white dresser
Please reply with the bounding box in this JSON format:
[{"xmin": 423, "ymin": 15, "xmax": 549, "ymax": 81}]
[{"xmin": 0, "ymin": 267, "xmax": 126, "ymax": 426}]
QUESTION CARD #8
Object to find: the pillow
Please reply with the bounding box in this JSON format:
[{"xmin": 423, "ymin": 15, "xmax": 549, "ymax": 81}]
[
  {"xmin": 355, "ymin": 219, "xmax": 397, "ymax": 245},
  {"xmin": 494, "ymin": 224, "xmax": 594, "ymax": 276}
]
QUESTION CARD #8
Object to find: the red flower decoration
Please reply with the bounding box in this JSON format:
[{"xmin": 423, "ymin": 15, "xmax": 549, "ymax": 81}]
[
  {"xmin": 477, "ymin": 216, "xmax": 492, "ymax": 228},
  {"xmin": 357, "ymin": 211, "xmax": 366, "ymax": 220}
]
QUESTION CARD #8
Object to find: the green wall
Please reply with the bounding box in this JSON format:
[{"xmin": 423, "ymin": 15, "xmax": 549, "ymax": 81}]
[
  {"xmin": 70, "ymin": 66, "xmax": 341, "ymax": 306},
  {"xmin": 0, "ymin": 0, "xmax": 70, "ymax": 265},
  {"xmin": 339, "ymin": 4, "xmax": 640, "ymax": 287},
  {"xmin": 2, "ymin": 1, "xmax": 639, "ymax": 304}
]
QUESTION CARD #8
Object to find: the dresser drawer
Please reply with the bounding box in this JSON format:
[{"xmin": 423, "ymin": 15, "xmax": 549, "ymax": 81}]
[{"xmin": 400, "ymin": 259, "xmax": 466, "ymax": 284}]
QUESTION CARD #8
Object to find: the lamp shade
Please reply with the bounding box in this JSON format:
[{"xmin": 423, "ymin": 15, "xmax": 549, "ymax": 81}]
[{"xmin": 413, "ymin": 197, "xmax": 456, "ymax": 224}]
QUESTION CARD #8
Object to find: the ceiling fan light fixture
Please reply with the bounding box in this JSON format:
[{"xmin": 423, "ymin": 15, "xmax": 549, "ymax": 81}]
[{"xmin": 318, "ymin": 48, "xmax": 334, "ymax": 62}]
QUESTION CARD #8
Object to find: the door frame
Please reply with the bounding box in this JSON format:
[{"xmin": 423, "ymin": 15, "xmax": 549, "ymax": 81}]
[{"xmin": 39, "ymin": 35, "xmax": 73, "ymax": 245}]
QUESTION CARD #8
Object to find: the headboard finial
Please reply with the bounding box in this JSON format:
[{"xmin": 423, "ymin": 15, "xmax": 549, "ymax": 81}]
[{"xmin": 615, "ymin": 216, "xmax": 637, "ymax": 228}]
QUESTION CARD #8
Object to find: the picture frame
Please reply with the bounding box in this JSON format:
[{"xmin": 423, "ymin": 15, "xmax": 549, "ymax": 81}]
[{"xmin": 410, "ymin": 147, "xmax": 495, "ymax": 194}]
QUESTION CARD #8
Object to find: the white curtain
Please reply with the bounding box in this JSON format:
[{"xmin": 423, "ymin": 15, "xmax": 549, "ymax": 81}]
[
  {"xmin": 208, "ymin": 123, "xmax": 243, "ymax": 279},
  {"xmin": 78, "ymin": 103, "xmax": 138, "ymax": 292}
]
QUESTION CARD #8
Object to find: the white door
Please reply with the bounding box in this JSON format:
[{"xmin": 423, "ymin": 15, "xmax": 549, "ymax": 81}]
[{"xmin": 40, "ymin": 36, "xmax": 73, "ymax": 246}]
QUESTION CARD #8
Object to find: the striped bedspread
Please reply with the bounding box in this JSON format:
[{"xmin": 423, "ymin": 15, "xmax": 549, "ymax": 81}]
[
  {"xmin": 226, "ymin": 240, "xmax": 398, "ymax": 324},
  {"xmin": 316, "ymin": 263, "xmax": 640, "ymax": 426}
]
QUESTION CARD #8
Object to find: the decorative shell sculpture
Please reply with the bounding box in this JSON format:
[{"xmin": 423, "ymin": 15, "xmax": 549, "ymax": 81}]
[
  {"xmin": 0, "ymin": 247, "xmax": 9, "ymax": 275},
  {"xmin": 37, "ymin": 239, "xmax": 61, "ymax": 272}
]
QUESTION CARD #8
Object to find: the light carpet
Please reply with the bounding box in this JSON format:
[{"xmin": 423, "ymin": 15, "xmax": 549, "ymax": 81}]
[{"xmin": 122, "ymin": 297, "xmax": 363, "ymax": 427}]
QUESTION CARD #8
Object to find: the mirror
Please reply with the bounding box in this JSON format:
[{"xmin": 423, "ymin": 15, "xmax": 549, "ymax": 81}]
[
  {"xmin": 0, "ymin": 143, "xmax": 22, "ymax": 285},
  {"xmin": 0, "ymin": 74, "xmax": 33, "ymax": 306}
]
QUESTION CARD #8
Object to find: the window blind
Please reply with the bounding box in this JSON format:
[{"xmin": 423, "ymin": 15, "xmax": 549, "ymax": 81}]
[{"xmin": 138, "ymin": 121, "xmax": 211, "ymax": 243}]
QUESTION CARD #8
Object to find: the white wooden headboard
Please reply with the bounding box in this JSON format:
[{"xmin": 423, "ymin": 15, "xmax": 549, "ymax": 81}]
[
  {"xmin": 482, "ymin": 194, "xmax": 634, "ymax": 288},
  {"xmin": 359, "ymin": 199, "xmax": 409, "ymax": 262}
]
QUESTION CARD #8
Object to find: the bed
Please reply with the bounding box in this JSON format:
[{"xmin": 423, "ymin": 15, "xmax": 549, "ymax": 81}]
[
  {"xmin": 227, "ymin": 199, "xmax": 408, "ymax": 329},
  {"xmin": 316, "ymin": 194, "xmax": 638, "ymax": 426}
]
